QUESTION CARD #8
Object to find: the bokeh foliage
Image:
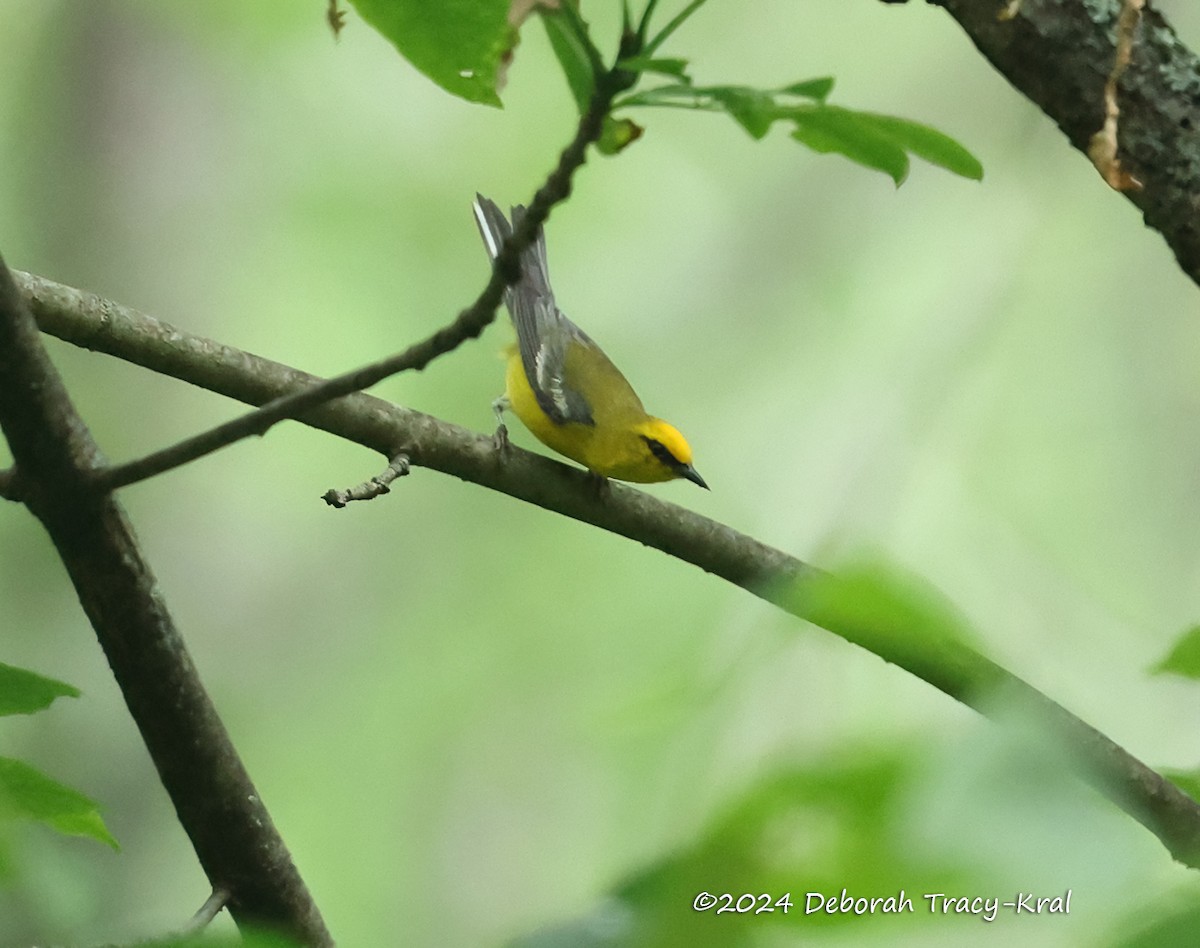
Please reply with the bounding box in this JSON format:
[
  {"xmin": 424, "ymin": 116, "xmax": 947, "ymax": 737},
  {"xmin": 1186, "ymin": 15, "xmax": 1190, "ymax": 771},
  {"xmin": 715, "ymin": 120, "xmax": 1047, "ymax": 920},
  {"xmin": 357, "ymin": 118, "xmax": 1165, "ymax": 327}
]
[{"xmin": 1, "ymin": 1, "xmax": 1199, "ymax": 945}]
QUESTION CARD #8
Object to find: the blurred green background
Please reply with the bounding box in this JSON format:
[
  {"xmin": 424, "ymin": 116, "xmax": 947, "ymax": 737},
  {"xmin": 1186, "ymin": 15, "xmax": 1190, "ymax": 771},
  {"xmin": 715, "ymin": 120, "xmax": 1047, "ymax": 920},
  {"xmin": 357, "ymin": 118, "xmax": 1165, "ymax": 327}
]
[{"xmin": 2, "ymin": 1, "xmax": 1200, "ymax": 945}]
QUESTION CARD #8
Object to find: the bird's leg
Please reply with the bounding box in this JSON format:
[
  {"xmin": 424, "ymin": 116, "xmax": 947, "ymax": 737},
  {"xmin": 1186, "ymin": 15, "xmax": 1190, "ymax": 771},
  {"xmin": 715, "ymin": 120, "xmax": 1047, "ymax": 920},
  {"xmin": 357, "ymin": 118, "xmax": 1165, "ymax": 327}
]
[{"xmin": 491, "ymin": 395, "xmax": 511, "ymax": 452}]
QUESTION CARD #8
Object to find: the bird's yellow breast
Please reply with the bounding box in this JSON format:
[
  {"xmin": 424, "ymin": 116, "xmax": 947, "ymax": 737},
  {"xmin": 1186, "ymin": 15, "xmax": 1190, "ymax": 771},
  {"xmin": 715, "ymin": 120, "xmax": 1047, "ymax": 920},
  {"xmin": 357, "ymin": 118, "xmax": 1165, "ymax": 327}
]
[{"xmin": 504, "ymin": 347, "xmax": 680, "ymax": 483}]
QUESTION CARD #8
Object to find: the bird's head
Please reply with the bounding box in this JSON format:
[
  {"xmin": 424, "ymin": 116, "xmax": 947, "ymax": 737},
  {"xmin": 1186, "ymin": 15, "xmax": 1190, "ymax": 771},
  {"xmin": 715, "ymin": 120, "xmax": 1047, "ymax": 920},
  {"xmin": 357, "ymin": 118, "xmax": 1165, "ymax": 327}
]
[{"xmin": 636, "ymin": 418, "xmax": 708, "ymax": 489}]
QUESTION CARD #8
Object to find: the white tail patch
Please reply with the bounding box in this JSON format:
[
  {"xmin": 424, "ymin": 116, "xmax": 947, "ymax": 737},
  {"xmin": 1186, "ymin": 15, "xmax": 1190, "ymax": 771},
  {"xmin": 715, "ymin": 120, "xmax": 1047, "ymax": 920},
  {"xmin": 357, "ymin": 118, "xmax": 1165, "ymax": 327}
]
[{"xmin": 473, "ymin": 200, "xmax": 502, "ymax": 260}]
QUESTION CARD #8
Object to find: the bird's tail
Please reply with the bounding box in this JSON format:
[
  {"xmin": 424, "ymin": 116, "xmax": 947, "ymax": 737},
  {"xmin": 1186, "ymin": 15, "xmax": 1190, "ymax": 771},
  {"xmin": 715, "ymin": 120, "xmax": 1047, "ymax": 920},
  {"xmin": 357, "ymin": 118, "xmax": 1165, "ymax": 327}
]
[{"xmin": 472, "ymin": 194, "xmax": 553, "ymax": 300}]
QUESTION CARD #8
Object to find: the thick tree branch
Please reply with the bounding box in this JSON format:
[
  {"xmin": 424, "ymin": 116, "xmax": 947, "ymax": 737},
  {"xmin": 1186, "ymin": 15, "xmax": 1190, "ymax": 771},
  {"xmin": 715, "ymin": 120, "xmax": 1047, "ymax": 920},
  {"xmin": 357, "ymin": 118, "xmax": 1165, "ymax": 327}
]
[
  {"xmin": 884, "ymin": 0, "xmax": 1200, "ymax": 285},
  {"xmin": 0, "ymin": 262, "xmax": 332, "ymax": 945},
  {"xmin": 18, "ymin": 269, "xmax": 1200, "ymax": 868}
]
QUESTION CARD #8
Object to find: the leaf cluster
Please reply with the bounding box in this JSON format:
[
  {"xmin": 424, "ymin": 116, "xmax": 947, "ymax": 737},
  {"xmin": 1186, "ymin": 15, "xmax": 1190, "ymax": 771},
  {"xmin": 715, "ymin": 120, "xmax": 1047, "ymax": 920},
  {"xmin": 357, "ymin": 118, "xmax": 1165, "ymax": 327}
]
[
  {"xmin": 0, "ymin": 663, "xmax": 117, "ymax": 851},
  {"xmin": 347, "ymin": 0, "xmax": 982, "ymax": 183}
]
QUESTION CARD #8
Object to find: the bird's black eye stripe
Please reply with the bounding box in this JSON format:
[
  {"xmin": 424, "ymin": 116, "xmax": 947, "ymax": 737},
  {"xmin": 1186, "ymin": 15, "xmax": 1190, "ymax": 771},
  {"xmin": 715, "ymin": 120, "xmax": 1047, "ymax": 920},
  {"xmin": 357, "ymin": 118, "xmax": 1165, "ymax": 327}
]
[{"xmin": 643, "ymin": 436, "xmax": 681, "ymax": 468}]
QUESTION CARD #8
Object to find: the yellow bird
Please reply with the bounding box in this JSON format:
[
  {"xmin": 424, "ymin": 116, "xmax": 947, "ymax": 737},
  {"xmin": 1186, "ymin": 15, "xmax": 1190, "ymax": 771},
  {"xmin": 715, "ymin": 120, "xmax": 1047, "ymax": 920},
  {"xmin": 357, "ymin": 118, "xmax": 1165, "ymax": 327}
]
[{"xmin": 473, "ymin": 195, "xmax": 707, "ymax": 489}]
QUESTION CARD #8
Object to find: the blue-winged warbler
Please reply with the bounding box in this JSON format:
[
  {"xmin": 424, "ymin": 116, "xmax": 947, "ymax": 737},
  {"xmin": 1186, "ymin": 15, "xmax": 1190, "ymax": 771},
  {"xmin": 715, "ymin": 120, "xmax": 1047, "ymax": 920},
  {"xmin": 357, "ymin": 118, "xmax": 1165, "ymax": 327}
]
[{"xmin": 473, "ymin": 195, "xmax": 706, "ymax": 489}]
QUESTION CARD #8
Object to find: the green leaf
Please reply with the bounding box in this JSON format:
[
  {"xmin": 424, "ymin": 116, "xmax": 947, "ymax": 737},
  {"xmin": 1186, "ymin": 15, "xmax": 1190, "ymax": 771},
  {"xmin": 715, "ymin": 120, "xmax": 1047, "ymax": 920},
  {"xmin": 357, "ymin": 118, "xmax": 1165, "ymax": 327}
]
[
  {"xmin": 348, "ymin": 0, "xmax": 511, "ymax": 106},
  {"xmin": 0, "ymin": 662, "xmax": 80, "ymax": 716},
  {"xmin": 844, "ymin": 112, "xmax": 984, "ymax": 181},
  {"xmin": 541, "ymin": 6, "xmax": 596, "ymax": 114},
  {"xmin": 778, "ymin": 76, "xmax": 835, "ymax": 101},
  {"xmin": 791, "ymin": 106, "xmax": 911, "ymax": 184},
  {"xmin": 617, "ymin": 74, "xmax": 981, "ymax": 184},
  {"xmin": 1163, "ymin": 769, "xmax": 1200, "ymax": 802},
  {"xmin": 1151, "ymin": 625, "xmax": 1200, "ymax": 679},
  {"xmin": 509, "ymin": 748, "xmax": 976, "ymax": 945},
  {"xmin": 1110, "ymin": 897, "xmax": 1200, "ymax": 948},
  {"xmin": 792, "ymin": 107, "xmax": 983, "ymax": 183},
  {"xmin": 778, "ymin": 559, "xmax": 989, "ymax": 700},
  {"xmin": 791, "ymin": 560, "xmax": 978, "ymax": 653},
  {"xmin": 704, "ymin": 86, "xmax": 776, "ymax": 139},
  {"xmin": 0, "ymin": 757, "xmax": 118, "ymax": 850}
]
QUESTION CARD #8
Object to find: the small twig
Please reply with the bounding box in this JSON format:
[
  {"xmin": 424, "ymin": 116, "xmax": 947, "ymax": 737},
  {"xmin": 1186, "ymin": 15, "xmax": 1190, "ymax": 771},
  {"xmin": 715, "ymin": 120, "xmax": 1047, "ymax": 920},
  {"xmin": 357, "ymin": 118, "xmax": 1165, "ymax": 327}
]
[
  {"xmin": 116, "ymin": 886, "xmax": 232, "ymax": 947},
  {"xmin": 88, "ymin": 63, "xmax": 633, "ymax": 497},
  {"xmin": 1087, "ymin": 0, "xmax": 1145, "ymax": 191},
  {"xmin": 322, "ymin": 453, "xmax": 410, "ymax": 507},
  {"xmin": 181, "ymin": 886, "xmax": 232, "ymax": 935}
]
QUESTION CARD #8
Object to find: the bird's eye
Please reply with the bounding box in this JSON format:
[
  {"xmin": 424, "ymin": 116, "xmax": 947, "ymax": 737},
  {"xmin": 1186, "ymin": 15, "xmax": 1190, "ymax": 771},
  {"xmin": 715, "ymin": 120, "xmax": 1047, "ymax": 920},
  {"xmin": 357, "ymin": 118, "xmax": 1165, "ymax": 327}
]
[{"xmin": 643, "ymin": 437, "xmax": 678, "ymax": 467}]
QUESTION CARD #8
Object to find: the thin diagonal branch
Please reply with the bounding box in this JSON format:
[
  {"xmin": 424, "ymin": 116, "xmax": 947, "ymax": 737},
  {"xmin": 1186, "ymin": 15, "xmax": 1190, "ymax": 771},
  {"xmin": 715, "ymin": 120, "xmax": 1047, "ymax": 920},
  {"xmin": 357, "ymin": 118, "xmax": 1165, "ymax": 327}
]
[
  {"xmin": 91, "ymin": 62, "xmax": 635, "ymax": 496},
  {"xmin": 0, "ymin": 261, "xmax": 332, "ymax": 944},
  {"xmin": 20, "ymin": 268, "xmax": 1200, "ymax": 868}
]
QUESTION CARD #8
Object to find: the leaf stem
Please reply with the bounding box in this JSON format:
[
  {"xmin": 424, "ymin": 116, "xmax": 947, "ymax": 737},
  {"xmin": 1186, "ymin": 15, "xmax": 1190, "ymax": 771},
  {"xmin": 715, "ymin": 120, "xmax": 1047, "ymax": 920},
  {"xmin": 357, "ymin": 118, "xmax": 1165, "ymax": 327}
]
[
  {"xmin": 643, "ymin": 0, "xmax": 709, "ymax": 57},
  {"xmin": 559, "ymin": 0, "xmax": 605, "ymax": 79},
  {"xmin": 637, "ymin": 0, "xmax": 663, "ymax": 44}
]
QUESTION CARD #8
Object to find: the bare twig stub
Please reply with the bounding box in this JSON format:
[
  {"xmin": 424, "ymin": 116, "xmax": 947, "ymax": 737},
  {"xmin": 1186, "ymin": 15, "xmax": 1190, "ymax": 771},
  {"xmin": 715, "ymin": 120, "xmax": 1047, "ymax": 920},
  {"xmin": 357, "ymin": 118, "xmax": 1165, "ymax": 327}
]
[
  {"xmin": 182, "ymin": 887, "xmax": 232, "ymax": 935},
  {"xmin": 323, "ymin": 453, "xmax": 411, "ymax": 506}
]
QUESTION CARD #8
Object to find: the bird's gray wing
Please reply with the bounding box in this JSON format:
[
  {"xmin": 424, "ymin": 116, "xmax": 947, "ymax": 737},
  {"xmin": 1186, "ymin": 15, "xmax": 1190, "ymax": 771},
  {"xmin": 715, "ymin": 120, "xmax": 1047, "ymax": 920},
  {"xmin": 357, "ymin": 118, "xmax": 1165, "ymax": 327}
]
[{"xmin": 473, "ymin": 195, "xmax": 594, "ymax": 426}]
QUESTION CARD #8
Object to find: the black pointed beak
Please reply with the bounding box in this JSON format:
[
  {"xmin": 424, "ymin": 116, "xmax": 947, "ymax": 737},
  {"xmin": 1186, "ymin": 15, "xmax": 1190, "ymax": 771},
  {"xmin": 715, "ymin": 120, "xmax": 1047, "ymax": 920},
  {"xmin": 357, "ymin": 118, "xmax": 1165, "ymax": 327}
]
[{"xmin": 681, "ymin": 464, "xmax": 709, "ymax": 490}]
